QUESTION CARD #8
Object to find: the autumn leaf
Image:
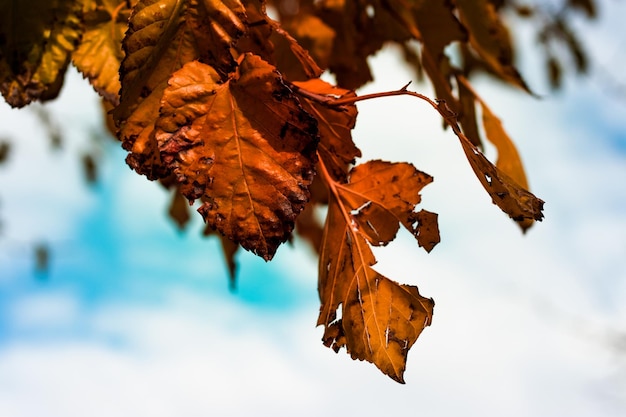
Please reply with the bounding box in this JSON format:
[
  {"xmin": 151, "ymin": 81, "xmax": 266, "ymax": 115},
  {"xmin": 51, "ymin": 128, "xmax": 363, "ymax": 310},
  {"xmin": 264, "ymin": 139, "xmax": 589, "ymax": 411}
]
[
  {"xmin": 458, "ymin": 133, "xmax": 543, "ymax": 231},
  {"xmin": 452, "ymin": 76, "xmax": 539, "ymax": 231},
  {"xmin": 156, "ymin": 54, "xmax": 318, "ymax": 260},
  {"xmin": 277, "ymin": 13, "xmax": 335, "ymax": 76},
  {"xmin": 167, "ymin": 187, "xmax": 191, "ymax": 231},
  {"xmin": 293, "ymin": 78, "xmax": 360, "ymax": 180},
  {"xmin": 414, "ymin": 0, "xmax": 466, "ymax": 114},
  {"xmin": 318, "ymin": 160, "xmax": 437, "ymax": 382},
  {"xmin": 113, "ymin": 0, "xmax": 247, "ymax": 178},
  {"xmin": 0, "ymin": 0, "xmax": 83, "ymax": 107},
  {"xmin": 457, "ymin": 75, "xmax": 482, "ymax": 148},
  {"xmin": 203, "ymin": 224, "xmax": 240, "ymax": 289},
  {"xmin": 73, "ymin": 0, "xmax": 134, "ymax": 105},
  {"xmin": 316, "ymin": 0, "xmax": 424, "ymax": 89},
  {"xmin": 456, "ymin": 0, "xmax": 532, "ymax": 92}
]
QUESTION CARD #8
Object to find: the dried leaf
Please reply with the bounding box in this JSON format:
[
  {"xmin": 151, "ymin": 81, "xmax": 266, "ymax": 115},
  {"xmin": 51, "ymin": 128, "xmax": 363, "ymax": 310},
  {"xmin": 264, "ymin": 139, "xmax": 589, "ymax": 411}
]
[
  {"xmin": 316, "ymin": 0, "xmax": 423, "ymax": 89},
  {"xmin": 293, "ymin": 78, "xmax": 360, "ymax": 180},
  {"xmin": 0, "ymin": 0, "xmax": 83, "ymax": 107},
  {"xmin": 415, "ymin": 0, "xmax": 466, "ymax": 113},
  {"xmin": 278, "ymin": 13, "xmax": 335, "ymax": 75},
  {"xmin": 456, "ymin": 0, "xmax": 532, "ymax": 92},
  {"xmin": 0, "ymin": 140, "xmax": 10, "ymax": 164},
  {"xmin": 156, "ymin": 55, "xmax": 318, "ymax": 260},
  {"xmin": 414, "ymin": 209, "xmax": 440, "ymax": 253},
  {"xmin": 73, "ymin": 0, "xmax": 134, "ymax": 104},
  {"xmin": 457, "ymin": 76, "xmax": 482, "ymax": 148},
  {"xmin": 113, "ymin": 0, "xmax": 247, "ymax": 178},
  {"xmin": 203, "ymin": 224, "xmax": 240, "ymax": 289},
  {"xmin": 168, "ymin": 188, "xmax": 191, "ymax": 231},
  {"xmin": 318, "ymin": 160, "xmax": 437, "ymax": 382},
  {"xmin": 480, "ymin": 102, "xmax": 529, "ymax": 190},
  {"xmin": 458, "ymin": 134, "xmax": 543, "ymax": 231}
]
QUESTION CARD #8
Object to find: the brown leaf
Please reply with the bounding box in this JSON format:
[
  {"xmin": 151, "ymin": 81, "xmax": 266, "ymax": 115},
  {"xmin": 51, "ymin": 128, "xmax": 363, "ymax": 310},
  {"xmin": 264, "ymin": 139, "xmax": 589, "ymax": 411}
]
[
  {"xmin": 480, "ymin": 100, "xmax": 539, "ymax": 231},
  {"xmin": 113, "ymin": 0, "xmax": 247, "ymax": 178},
  {"xmin": 457, "ymin": 76, "xmax": 482, "ymax": 148},
  {"xmin": 73, "ymin": 0, "xmax": 134, "ymax": 105},
  {"xmin": 203, "ymin": 224, "xmax": 240, "ymax": 289},
  {"xmin": 293, "ymin": 78, "xmax": 360, "ymax": 180},
  {"xmin": 414, "ymin": 209, "xmax": 440, "ymax": 253},
  {"xmin": 318, "ymin": 160, "xmax": 437, "ymax": 382},
  {"xmin": 264, "ymin": 7, "xmax": 324, "ymax": 80},
  {"xmin": 456, "ymin": 0, "xmax": 532, "ymax": 92},
  {"xmin": 168, "ymin": 188, "xmax": 191, "ymax": 231},
  {"xmin": 316, "ymin": 0, "xmax": 423, "ymax": 89},
  {"xmin": 480, "ymin": 102, "xmax": 529, "ymax": 191},
  {"xmin": 338, "ymin": 160, "xmax": 437, "ymax": 248},
  {"xmin": 278, "ymin": 13, "xmax": 335, "ymax": 76},
  {"xmin": 0, "ymin": 0, "xmax": 83, "ymax": 107},
  {"xmin": 0, "ymin": 140, "xmax": 10, "ymax": 164},
  {"xmin": 458, "ymin": 135, "xmax": 543, "ymax": 232},
  {"xmin": 415, "ymin": 0, "xmax": 466, "ymax": 113},
  {"xmin": 156, "ymin": 54, "xmax": 318, "ymax": 260}
]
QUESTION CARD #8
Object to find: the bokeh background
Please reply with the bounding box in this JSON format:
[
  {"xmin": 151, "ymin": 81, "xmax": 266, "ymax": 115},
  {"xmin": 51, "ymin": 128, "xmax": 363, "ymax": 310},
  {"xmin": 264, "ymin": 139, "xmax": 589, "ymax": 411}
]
[{"xmin": 1, "ymin": 2, "xmax": 626, "ymax": 416}]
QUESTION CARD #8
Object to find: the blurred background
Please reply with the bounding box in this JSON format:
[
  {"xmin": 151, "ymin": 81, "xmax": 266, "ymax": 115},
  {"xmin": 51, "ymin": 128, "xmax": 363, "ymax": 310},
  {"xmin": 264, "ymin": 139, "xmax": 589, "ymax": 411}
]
[{"xmin": 1, "ymin": 1, "xmax": 626, "ymax": 416}]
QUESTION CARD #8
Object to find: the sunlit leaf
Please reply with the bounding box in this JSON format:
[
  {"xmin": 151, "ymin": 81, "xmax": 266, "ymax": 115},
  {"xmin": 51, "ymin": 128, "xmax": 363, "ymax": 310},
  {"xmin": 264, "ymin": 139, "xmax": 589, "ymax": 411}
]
[
  {"xmin": 458, "ymin": 134, "xmax": 543, "ymax": 232},
  {"xmin": 318, "ymin": 160, "xmax": 437, "ymax": 382},
  {"xmin": 73, "ymin": 0, "xmax": 134, "ymax": 104},
  {"xmin": 113, "ymin": 0, "xmax": 247, "ymax": 178},
  {"xmin": 293, "ymin": 78, "xmax": 360, "ymax": 180},
  {"xmin": 156, "ymin": 54, "xmax": 318, "ymax": 259}
]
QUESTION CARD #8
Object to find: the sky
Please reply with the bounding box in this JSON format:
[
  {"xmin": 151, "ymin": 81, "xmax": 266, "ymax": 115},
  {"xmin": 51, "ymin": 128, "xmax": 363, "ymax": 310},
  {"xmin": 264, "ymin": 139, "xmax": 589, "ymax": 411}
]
[{"xmin": 1, "ymin": 2, "xmax": 626, "ymax": 417}]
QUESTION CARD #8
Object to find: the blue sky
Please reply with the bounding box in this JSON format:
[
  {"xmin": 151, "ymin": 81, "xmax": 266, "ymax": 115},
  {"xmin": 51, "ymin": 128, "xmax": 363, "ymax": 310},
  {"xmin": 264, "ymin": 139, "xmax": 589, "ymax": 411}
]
[{"xmin": 1, "ymin": 3, "xmax": 626, "ymax": 416}]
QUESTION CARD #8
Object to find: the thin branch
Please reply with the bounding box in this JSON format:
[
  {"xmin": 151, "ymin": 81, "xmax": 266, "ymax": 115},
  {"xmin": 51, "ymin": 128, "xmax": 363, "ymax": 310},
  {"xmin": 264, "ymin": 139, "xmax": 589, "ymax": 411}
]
[{"xmin": 291, "ymin": 81, "xmax": 463, "ymax": 137}]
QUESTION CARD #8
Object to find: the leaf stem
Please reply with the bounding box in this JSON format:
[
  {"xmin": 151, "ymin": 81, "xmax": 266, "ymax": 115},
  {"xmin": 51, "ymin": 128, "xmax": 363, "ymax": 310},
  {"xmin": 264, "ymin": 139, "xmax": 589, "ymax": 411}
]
[
  {"xmin": 292, "ymin": 81, "xmax": 466, "ymax": 140},
  {"xmin": 316, "ymin": 153, "xmax": 357, "ymax": 232}
]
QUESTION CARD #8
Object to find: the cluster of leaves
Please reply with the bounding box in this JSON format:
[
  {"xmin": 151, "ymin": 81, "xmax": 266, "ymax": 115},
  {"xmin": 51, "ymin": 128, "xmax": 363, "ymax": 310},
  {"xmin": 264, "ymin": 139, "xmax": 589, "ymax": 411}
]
[{"xmin": 0, "ymin": 0, "xmax": 596, "ymax": 382}]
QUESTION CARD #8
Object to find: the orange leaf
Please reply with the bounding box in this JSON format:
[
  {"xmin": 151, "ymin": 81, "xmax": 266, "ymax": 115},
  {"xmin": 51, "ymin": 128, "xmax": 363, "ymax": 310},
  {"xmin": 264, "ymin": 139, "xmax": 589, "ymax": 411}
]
[
  {"xmin": 318, "ymin": 160, "xmax": 437, "ymax": 383},
  {"xmin": 293, "ymin": 78, "xmax": 360, "ymax": 180},
  {"xmin": 481, "ymin": 102, "xmax": 529, "ymax": 190},
  {"xmin": 73, "ymin": 0, "xmax": 133, "ymax": 105},
  {"xmin": 458, "ymin": 135, "xmax": 543, "ymax": 232},
  {"xmin": 156, "ymin": 55, "xmax": 318, "ymax": 260},
  {"xmin": 113, "ymin": 0, "xmax": 247, "ymax": 178}
]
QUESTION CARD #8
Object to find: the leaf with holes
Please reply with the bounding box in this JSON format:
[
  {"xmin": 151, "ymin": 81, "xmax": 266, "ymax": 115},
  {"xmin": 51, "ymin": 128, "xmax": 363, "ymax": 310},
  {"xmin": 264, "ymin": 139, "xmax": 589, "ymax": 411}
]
[
  {"xmin": 113, "ymin": 0, "xmax": 247, "ymax": 178},
  {"xmin": 456, "ymin": 0, "xmax": 531, "ymax": 92},
  {"xmin": 156, "ymin": 54, "xmax": 318, "ymax": 260},
  {"xmin": 318, "ymin": 160, "xmax": 437, "ymax": 383}
]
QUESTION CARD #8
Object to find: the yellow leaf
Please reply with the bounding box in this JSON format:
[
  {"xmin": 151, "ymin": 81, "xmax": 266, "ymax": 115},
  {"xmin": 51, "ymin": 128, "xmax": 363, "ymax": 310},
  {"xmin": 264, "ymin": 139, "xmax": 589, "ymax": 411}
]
[
  {"xmin": 0, "ymin": 0, "xmax": 83, "ymax": 107},
  {"xmin": 481, "ymin": 102, "xmax": 529, "ymax": 190},
  {"xmin": 73, "ymin": 0, "xmax": 134, "ymax": 104},
  {"xmin": 156, "ymin": 55, "xmax": 319, "ymax": 260}
]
